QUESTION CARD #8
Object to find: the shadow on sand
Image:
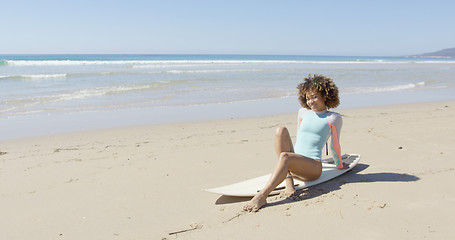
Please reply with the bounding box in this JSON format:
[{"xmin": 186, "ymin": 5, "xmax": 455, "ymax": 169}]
[{"xmin": 215, "ymin": 163, "xmax": 420, "ymax": 205}]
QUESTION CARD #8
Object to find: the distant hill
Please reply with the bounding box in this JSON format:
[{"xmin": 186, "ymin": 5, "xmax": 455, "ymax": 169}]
[{"xmin": 407, "ymin": 47, "xmax": 455, "ymax": 58}]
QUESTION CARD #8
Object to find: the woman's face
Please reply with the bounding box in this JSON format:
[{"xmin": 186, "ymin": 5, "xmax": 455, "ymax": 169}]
[{"xmin": 305, "ymin": 91, "xmax": 327, "ymax": 112}]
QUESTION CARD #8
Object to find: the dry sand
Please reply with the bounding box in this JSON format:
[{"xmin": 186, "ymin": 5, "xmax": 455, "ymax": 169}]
[{"xmin": 1, "ymin": 100, "xmax": 454, "ymax": 239}]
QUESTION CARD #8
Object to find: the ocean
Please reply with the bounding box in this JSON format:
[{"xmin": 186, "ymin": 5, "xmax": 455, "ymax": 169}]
[{"xmin": 1, "ymin": 54, "xmax": 454, "ymax": 140}]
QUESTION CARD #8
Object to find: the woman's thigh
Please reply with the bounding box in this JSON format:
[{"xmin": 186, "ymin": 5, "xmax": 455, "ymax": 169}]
[{"xmin": 286, "ymin": 153, "xmax": 322, "ymax": 181}]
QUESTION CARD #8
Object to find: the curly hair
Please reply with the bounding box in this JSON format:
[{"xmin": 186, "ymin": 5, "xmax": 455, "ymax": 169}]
[{"xmin": 297, "ymin": 74, "xmax": 340, "ymax": 109}]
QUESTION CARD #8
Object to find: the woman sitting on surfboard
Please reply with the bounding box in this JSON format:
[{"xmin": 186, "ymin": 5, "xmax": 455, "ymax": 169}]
[{"xmin": 243, "ymin": 74, "xmax": 348, "ymax": 212}]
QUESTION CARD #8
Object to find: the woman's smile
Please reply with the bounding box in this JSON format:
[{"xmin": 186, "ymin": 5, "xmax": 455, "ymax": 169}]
[{"xmin": 306, "ymin": 91, "xmax": 327, "ymax": 112}]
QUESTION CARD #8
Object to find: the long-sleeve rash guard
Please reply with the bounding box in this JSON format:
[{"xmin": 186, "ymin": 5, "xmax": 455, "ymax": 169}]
[{"xmin": 294, "ymin": 108, "xmax": 343, "ymax": 169}]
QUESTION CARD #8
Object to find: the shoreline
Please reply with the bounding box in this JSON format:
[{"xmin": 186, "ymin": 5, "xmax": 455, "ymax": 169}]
[
  {"xmin": 2, "ymin": 98, "xmax": 453, "ymax": 144},
  {"xmin": 1, "ymin": 100, "xmax": 454, "ymax": 239},
  {"xmin": 2, "ymin": 87, "xmax": 455, "ymax": 141}
]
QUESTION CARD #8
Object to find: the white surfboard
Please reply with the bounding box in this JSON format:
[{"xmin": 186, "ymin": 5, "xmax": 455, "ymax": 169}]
[{"xmin": 204, "ymin": 154, "xmax": 360, "ymax": 197}]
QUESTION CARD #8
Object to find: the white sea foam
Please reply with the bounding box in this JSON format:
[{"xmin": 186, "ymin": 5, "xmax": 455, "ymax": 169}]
[
  {"xmin": 131, "ymin": 63, "xmax": 219, "ymax": 68},
  {"xmin": 344, "ymin": 81, "xmax": 426, "ymax": 94},
  {"xmin": 0, "ymin": 59, "xmax": 366, "ymax": 66},
  {"xmin": 165, "ymin": 69, "xmax": 262, "ymax": 74},
  {"xmin": 54, "ymin": 84, "xmax": 155, "ymax": 102},
  {"xmin": 7, "ymin": 59, "xmax": 455, "ymax": 67},
  {"xmin": 1, "ymin": 84, "xmax": 155, "ymax": 113},
  {"xmin": 5, "ymin": 60, "xmax": 153, "ymax": 66},
  {"xmin": 0, "ymin": 74, "xmax": 68, "ymax": 81},
  {"xmin": 20, "ymin": 74, "xmax": 67, "ymax": 79},
  {"xmin": 4, "ymin": 59, "xmax": 305, "ymax": 66}
]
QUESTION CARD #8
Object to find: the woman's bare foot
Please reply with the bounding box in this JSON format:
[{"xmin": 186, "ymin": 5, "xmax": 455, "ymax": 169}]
[
  {"xmin": 284, "ymin": 188, "xmax": 297, "ymax": 199},
  {"xmin": 284, "ymin": 176, "xmax": 297, "ymax": 198},
  {"xmin": 243, "ymin": 193, "xmax": 267, "ymax": 212}
]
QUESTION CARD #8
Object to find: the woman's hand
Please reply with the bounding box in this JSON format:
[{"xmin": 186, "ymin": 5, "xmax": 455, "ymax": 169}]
[{"xmin": 337, "ymin": 162, "xmax": 350, "ymax": 169}]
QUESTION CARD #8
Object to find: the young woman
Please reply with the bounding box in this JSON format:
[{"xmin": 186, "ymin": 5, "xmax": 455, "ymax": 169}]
[{"xmin": 243, "ymin": 74, "xmax": 347, "ymax": 212}]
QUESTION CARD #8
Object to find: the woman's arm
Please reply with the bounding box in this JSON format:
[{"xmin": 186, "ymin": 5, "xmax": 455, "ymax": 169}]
[{"xmin": 328, "ymin": 113, "xmax": 344, "ymax": 169}]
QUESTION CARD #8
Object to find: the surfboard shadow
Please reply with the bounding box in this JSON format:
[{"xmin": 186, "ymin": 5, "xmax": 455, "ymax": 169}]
[
  {"xmin": 215, "ymin": 163, "xmax": 420, "ymax": 205},
  {"xmin": 345, "ymin": 163, "xmax": 420, "ymax": 183}
]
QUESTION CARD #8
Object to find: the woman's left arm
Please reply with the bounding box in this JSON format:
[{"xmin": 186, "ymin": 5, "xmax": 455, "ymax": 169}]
[{"xmin": 328, "ymin": 113, "xmax": 344, "ymax": 169}]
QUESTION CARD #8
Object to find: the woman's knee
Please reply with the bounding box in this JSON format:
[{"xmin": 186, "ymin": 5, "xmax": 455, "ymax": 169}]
[
  {"xmin": 275, "ymin": 126, "xmax": 289, "ymax": 138},
  {"xmin": 279, "ymin": 152, "xmax": 291, "ymax": 165}
]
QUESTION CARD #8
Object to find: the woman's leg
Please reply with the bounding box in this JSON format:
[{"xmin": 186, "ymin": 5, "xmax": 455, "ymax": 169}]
[
  {"xmin": 243, "ymin": 127, "xmax": 322, "ymax": 212},
  {"xmin": 274, "ymin": 126, "xmax": 294, "ymax": 154},
  {"xmin": 274, "ymin": 126, "xmax": 297, "ymax": 197}
]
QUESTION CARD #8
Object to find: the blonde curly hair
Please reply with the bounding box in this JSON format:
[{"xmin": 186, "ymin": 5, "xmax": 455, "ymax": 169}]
[{"xmin": 297, "ymin": 74, "xmax": 340, "ymax": 109}]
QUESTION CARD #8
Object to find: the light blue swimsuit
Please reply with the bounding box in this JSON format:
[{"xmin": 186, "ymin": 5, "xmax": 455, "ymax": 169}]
[{"xmin": 294, "ymin": 108, "xmax": 343, "ymax": 168}]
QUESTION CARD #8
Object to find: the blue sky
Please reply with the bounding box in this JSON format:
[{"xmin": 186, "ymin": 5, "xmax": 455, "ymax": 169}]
[{"xmin": 1, "ymin": 0, "xmax": 453, "ymax": 56}]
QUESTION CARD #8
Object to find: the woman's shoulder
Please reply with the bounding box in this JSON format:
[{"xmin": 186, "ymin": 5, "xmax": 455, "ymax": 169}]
[
  {"xmin": 326, "ymin": 110, "xmax": 341, "ymax": 118},
  {"xmin": 326, "ymin": 110, "xmax": 342, "ymax": 125}
]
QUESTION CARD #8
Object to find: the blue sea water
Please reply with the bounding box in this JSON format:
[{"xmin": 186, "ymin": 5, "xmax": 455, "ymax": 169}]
[{"xmin": 1, "ymin": 54, "xmax": 455, "ymax": 140}]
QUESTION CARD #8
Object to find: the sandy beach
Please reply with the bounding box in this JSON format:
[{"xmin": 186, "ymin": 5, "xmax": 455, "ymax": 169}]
[{"xmin": 1, "ymin": 100, "xmax": 454, "ymax": 240}]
